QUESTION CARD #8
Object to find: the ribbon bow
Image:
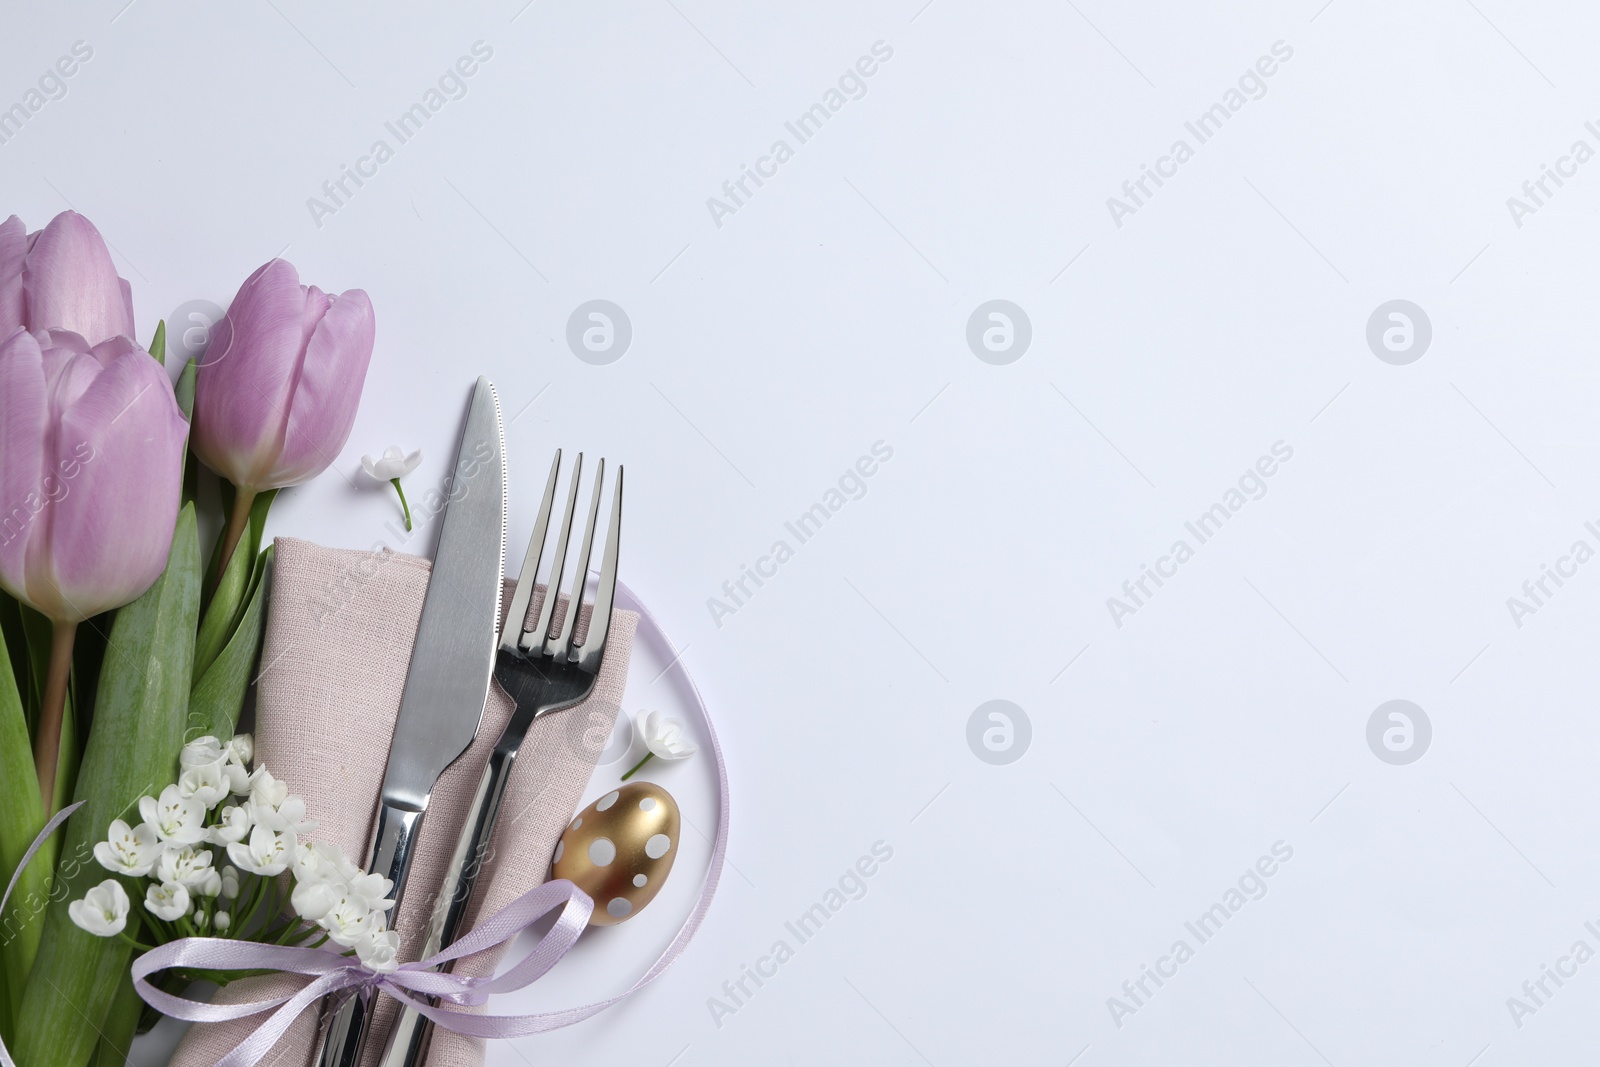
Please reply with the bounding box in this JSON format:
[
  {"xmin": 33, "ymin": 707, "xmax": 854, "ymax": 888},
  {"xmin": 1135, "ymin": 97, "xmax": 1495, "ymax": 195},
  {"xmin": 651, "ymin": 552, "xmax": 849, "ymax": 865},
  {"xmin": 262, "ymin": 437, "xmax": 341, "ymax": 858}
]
[{"xmin": 130, "ymin": 878, "xmax": 595, "ymax": 1067}]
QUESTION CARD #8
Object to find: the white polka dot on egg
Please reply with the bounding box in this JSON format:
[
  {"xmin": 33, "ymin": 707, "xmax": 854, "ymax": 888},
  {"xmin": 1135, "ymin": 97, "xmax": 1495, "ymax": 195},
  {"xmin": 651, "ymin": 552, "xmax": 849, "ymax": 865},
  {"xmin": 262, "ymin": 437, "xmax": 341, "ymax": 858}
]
[
  {"xmin": 607, "ymin": 897, "xmax": 633, "ymax": 918},
  {"xmin": 596, "ymin": 791, "xmax": 619, "ymax": 811},
  {"xmin": 633, "ymin": 873, "xmax": 648, "ymax": 887},
  {"xmin": 552, "ymin": 841, "xmax": 564, "ymax": 863},
  {"xmin": 639, "ymin": 797, "xmax": 657, "ymax": 812},
  {"xmin": 588, "ymin": 837, "xmax": 616, "ymax": 866},
  {"xmin": 645, "ymin": 833, "xmax": 671, "ymax": 860}
]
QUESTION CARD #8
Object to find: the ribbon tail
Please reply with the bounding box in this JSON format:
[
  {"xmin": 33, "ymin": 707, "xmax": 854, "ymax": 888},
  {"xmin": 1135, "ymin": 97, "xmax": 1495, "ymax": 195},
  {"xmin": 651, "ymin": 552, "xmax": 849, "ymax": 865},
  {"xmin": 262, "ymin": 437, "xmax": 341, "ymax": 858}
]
[
  {"xmin": 0, "ymin": 801, "xmax": 82, "ymax": 1067},
  {"xmin": 206, "ymin": 971, "xmax": 357, "ymax": 1067}
]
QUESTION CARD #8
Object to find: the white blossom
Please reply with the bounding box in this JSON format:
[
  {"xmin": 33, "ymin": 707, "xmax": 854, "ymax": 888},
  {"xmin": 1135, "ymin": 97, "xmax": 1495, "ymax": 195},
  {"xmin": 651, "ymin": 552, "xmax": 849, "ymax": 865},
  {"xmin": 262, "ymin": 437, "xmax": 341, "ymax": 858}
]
[
  {"xmin": 246, "ymin": 766, "xmax": 287, "ymax": 810},
  {"xmin": 196, "ymin": 868, "xmax": 223, "ymax": 898},
  {"xmin": 291, "ymin": 879, "xmax": 341, "ymax": 923},
  {"xmin": 221, "ymin": 866, "xmax": 240, "ymax": 900},
  {"xmin": 360, "ymin": 446, "xmax": 422, "ymax": 481},
  {"xmin": 356, "ymin": 927, "xmax": 401, "ymax": 973},
  {"xmin": 319, "ymin": 898, "xmax": 379, "ymax": 948},
  {"xmin": 69, "ymin": 880, "xmax": 129, "ymax": 937},
  {"xmin": 207, "ymin": 805, "xmax": 252, "ymax": 846},
  {"xmin": 250, "ymin": 792, "xmax": 316, "ymax": 835},
  {"xmin": 179, "ymin": 736, "xmax": 225, "ymax": 768},
  {"xmin": 214, "ymin": 910, "xmax": 231, "ymax": 932},
  {"xmin": 157, "ymin": 845, "xmax": 216, "ymax": 888},
  {"xmin": 228, "ymin": 824, "xmax": 295, "ymax": 876},
  {"xmin": 227, "ymin": 733, "xmax": 254, "ymax": 764},
  {"xmin": 138, "ymin": 785, "xmax": 206, "ymax": 846},
  {"xmin": 145, "ymin": 881, "xmax": 190, "ymax": 922},
  {"xmin": 93, "ymin": 820, "xmax": 161, "ymax": 877},
  {"xmin": 178, "ymin": 760, "xmax": 230, "ymax": 809},
  {"xmin": 291, "ymin": 840, "xmax": 359, "ymax": 886},
  {"xmin": 346, "ymin": 872, "xmax": 395, "ymax": 914},
  {"xmin": 635, "ymin": 709, "xmax": 698, "ymax": 761}
]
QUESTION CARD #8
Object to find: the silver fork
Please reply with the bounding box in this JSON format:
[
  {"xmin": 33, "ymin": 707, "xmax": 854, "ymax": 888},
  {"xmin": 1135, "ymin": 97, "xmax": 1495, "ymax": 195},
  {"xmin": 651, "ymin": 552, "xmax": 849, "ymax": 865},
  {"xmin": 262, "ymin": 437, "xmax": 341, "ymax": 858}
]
[{"xmin": 374, "ymin": 448, "xmax": 623, "ymax": 1067}]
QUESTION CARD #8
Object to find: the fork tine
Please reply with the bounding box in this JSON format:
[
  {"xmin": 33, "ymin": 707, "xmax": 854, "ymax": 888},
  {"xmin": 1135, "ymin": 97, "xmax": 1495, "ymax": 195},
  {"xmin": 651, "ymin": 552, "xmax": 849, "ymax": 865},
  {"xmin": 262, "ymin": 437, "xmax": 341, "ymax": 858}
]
[
  {"xmin": 555, "ymin": 458, "xmax": 604, "ymax": 657},
  {"xmin": 500, "ymin": 450, "xmax": 562, "ymax": 654},
  {"xmin": 523, "ymin": 452, "xmax": 582, "ymax": 652},
  {"xmin": 576, "ymin": 464, "xmax": 621, "ymax": 672}
]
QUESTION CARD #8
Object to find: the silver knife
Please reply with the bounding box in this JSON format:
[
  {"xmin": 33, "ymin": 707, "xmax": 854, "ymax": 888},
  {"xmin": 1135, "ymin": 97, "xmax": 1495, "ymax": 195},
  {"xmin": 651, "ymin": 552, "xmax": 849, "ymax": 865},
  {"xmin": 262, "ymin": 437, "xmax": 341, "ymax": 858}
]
[{"xmin": 314, "ymin": 376, "xmax": 508, "ymax": 1067}]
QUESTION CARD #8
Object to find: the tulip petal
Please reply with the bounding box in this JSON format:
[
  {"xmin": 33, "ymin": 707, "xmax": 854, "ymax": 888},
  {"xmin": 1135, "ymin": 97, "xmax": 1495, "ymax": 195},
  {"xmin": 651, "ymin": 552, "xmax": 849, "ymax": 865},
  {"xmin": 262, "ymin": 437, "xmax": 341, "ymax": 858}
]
[
  {"xmin": 274, "ymin": 288, "xmax": 374, "ymax": 486},
  {"xmin": 22, "ymin": 212, "xmax": 136, "ymax": 344},
  {"xmin": 0, "ymin": 329, "xmax": 47, "ymax": 602},
  {"xmin": 0, "ymin": 216, "xmax": 25, "ymax": 339},
  {"xmin": 192, "ymin": 259, "xmax": 308, "ymax": 487},
  {"xmin": 34, "ymin": 337, "xmax": 186, "ymax": 621}
]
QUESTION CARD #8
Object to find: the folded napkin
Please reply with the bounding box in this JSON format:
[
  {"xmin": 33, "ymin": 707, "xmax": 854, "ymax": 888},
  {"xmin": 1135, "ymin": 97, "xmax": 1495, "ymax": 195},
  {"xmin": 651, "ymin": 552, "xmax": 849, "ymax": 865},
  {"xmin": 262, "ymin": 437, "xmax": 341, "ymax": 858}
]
[{"xmin": 169, "ymin": 536, "xmax": 637, "ymax": 1067}]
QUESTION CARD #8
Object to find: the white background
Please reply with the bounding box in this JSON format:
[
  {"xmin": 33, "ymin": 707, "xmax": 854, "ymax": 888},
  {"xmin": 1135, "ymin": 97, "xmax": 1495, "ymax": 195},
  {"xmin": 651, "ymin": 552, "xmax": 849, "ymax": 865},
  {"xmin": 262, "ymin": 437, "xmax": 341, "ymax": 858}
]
[{"xmin": 8, "ymin": 1, "xmax": 1600, "ymax": 1064}]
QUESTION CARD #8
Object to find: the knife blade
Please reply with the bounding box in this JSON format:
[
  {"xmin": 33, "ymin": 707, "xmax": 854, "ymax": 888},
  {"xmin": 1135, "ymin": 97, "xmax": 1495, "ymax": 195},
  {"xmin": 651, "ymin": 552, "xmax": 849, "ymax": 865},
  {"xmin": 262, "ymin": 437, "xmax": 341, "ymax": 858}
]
[{"xmin": 314, "ymin": 375, "xmax": 507, "ymax": 1067}]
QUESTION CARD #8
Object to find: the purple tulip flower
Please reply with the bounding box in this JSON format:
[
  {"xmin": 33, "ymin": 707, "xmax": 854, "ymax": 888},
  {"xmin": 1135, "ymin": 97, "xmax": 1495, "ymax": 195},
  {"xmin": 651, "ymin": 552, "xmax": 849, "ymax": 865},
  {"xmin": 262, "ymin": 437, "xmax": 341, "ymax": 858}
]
[
  {"xmin": 0, "ymin": 328, "xmax": 186, "ymax": 622},
  {"xmin": 192, "ymin": 258, "xmax": 374, "ymax": 494},
  {"xmin": 0, "ymin": 211, "xmax": 137, "ymax": 345},
  {"xmin": 0, "ymin": 326, "xmax": 187, "ymax": 806}
]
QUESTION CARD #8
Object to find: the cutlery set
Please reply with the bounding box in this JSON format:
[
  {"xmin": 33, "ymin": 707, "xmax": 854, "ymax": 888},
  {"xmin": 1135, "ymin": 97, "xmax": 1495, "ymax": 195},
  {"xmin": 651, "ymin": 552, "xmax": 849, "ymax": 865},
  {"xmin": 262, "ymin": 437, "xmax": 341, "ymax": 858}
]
[{"xmin": 315, "ymin": 376, "xmax": 624, "ymax": 1067}]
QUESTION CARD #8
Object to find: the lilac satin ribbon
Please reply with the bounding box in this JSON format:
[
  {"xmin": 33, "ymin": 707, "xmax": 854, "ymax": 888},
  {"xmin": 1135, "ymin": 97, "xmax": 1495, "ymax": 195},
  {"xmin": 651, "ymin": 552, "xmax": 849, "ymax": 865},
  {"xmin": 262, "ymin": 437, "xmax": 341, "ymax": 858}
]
[{"xmin": 0, "ymin": 579, "xmax": 727, "ymax": 1067}]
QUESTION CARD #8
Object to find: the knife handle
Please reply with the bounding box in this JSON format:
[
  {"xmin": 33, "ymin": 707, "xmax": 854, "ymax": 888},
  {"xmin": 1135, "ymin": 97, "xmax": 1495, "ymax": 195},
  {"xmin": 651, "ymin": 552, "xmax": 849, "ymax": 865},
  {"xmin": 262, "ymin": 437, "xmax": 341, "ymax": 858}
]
[
  {"xmin": 377, "ymin": 747, "xmax": 518, "ymax": 1067},
  {"xmin": 315, "ymin": 800, "xmax": 425, "ymax": 1067}
]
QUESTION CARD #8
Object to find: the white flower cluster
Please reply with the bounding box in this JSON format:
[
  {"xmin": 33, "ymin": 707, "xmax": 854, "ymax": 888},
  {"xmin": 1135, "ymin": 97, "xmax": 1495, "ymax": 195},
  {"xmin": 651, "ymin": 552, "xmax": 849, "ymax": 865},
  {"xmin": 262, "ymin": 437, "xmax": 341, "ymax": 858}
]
[{"xmin": 69, "ymin": 734, "xmax": 401, "ymax": 971}]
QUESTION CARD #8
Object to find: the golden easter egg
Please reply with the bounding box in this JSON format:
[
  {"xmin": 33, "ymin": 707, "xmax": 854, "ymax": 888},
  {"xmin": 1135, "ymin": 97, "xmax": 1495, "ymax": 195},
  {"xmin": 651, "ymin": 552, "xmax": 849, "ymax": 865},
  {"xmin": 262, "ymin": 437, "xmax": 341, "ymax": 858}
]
[{"xmin": 551, "ymin": 781, "xmax": 680, "ymax": 926}]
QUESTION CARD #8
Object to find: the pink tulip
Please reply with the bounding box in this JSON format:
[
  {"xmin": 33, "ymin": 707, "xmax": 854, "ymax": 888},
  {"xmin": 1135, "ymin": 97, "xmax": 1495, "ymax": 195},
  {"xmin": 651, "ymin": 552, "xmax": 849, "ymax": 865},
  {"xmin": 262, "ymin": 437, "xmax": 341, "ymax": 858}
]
[
  {"xmin": 192, "ymin": 258, "xmax": 374, "ymax": 494},
  {"xmin": 0, "ymin": 211, "xmax": 137, "ymax": 345},
  {"xmin": 0, "ymin": 327, "xmax": 187, "ymax": 623},
  {"xmin": 0, "ymin": 325, "xmax": 187, "ymax": 807}
]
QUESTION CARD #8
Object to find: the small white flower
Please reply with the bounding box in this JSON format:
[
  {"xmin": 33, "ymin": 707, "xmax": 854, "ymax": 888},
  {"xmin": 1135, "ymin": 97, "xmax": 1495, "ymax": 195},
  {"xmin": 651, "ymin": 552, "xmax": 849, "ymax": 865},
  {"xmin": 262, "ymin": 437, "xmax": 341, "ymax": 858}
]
[
  {"xmin": 214, "ymin": 910, "xmax": 231, "ymax": 932},
  {"xmin": 207, "ymin": 805, "xmax": 253, "ymax": 846},
  {"xmin": 93, "ymin": 820, "xmax": 161, "ymax": 877},
  {"xmin": 69, "ymin": 880, "xmax": 129, "ymax": 937},
  {"xmin": 246, "ymin": 766, "xmax": 288, "ymax": 810},
  {"xmin": 291, "ymin": 879, "xmax": 341, "ymax": 923},
  {"xmin": 221, "ymin": 866, "xmax": 240, "ymax": 900},
  {"xmin": 360, "ymin": 446, "xmax": 422, "ymax": 481},
  {"xmin": 295, "ymin": 840, "xmax": 359, "ymax": 886},
  {"xmin": 178, "ymin": 760, "xmax": 230, "ymax": 809},
  {"xmin": 635, "ymin": 709, "xmax": 698, "ymax": 761},
  {"xmin": 356, "ymin": 927, "xmax": 401, "ymax": 973},
  {"xmin": 180, "ymin": 736, "xmax": 225, "ymax": 768},
  {"xmin": 250, "ymin": 792, "xmax": 316, "ymax": 835},
  {"xmin": 227, "ymin": 733, "xmax": 254, "ymax": 764},
  {"xmin": 319, "ymin": 899, "xmax": 378, "ymax": 948},
  {"xmin": 228, "ymin": 824, "xmax": 295, "ymax": 876},
  {"xmin": 196, "ymin": 868, "xmax": 223, "ymax": 898},
  {"xmin": 146, "ymin": 881, "xmax": 190, "ymax": 921},
  {"xmin": 193, "ymin": 909, "xmax": 208, "ymax": 930},
  {"xmin": 221, "ymin": 758, "xmax": 251, "ymax": 795},
  {"xmin": 346, "ymin": 871, "xmax": 396, "ymax": 914},
  {"xmin": 157, "ymin": 845, "xmax": 216, "ymax": 888},
  {"xmin": 138, "ymin": 785, "xmax": 207, "ymax": 846}
]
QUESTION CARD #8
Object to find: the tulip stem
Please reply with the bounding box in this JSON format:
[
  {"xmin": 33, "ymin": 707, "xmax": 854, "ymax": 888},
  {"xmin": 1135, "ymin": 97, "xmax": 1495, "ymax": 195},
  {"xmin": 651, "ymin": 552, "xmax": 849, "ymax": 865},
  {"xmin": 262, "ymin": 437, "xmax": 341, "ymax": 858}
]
[
  {"xmin": 34, "ymin": 620, "xmax": 76, "ymax": 812},
  {"xmin": 216, "ymin": 487, "xmax": 258, "ymax": 589},
  {"xmin": 621, "ymin": 752, "xmax": 654, "ymax": 781},
  {"xmin": 391, "ymin": 478, "xmax": 413, "ymax": 531}
]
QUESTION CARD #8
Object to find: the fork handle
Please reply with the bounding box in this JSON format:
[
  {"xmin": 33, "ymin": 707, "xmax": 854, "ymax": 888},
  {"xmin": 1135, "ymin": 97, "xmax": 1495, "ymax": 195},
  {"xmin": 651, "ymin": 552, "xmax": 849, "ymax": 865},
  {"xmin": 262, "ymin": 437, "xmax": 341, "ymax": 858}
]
[{"xmin": 377, "ymin": 746, "xmax": 517, "ymax": 1067}]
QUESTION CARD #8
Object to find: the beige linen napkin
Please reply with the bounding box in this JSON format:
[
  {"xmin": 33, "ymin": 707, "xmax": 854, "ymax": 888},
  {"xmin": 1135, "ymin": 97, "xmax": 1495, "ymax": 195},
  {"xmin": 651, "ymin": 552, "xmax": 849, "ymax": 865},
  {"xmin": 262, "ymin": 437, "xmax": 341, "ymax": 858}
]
[{"xmin": 169, "ymin": 537, "xmax": 636, "ymax": 1067}]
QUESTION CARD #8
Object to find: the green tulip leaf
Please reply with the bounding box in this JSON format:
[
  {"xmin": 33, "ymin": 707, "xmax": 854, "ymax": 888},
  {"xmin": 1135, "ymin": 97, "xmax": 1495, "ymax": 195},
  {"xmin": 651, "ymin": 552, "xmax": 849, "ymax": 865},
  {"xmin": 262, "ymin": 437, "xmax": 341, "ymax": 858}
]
[
  {"xmin": 12, "ymin": 504, "xmax": 199, "ymax": 1067},
  {"xmin": 148, "ymin": 320, "xmax": 165, "ymax": 366},
  {"xmin": 175, "ymin": 356, "xmax": 197, "ymax": 422},
  {"xmin": 0, "ymin": 610, "xmax": 44, "ymax": 1032},
  {"xmin": 195, "ymin": 489, "xmax": 275, "ymax": 680},
  {"xmin": 189, "ymin": 544, "xmax": 272, "ymax": 740}
]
